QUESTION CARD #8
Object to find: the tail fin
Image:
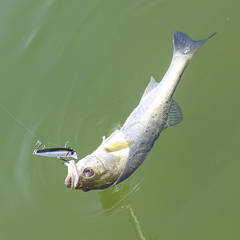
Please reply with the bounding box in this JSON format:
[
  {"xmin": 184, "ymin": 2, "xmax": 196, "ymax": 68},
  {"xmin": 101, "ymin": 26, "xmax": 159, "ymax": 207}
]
[{"xmin": 173, "ymin": 31, "xmax": 216, "ymax": 57}]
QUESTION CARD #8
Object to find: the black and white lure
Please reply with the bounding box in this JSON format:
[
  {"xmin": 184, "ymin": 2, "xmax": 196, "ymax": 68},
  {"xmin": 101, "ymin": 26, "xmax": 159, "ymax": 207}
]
[
  {"xmin": 33, "ymin": 141, "xmax": 78, "ymax": 161},
  {"xmin": 0, "ymin": 104, "xmax": 78, "ymax": 161}
]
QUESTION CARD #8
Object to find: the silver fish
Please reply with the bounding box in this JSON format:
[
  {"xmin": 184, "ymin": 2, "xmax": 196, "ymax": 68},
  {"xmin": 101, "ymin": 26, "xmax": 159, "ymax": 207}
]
[{"xmin": 65, "ymin": 31, "xmax": 216, "ymax": 191}]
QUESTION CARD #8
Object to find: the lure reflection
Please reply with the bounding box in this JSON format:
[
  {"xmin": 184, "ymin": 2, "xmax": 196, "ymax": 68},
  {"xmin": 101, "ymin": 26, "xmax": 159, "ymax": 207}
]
[{"xmin": 33, "ymin": 141, "xmax": 78, "ymax": 160}]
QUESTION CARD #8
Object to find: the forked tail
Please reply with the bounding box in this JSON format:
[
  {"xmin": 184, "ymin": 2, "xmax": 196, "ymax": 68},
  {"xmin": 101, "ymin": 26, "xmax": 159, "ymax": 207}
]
[{"xmin": 173, "ymin": 31, "xmax": 216, "ymax": 57}]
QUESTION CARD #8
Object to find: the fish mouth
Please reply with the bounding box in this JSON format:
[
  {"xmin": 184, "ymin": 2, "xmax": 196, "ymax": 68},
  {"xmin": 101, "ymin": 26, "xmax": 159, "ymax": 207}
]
[
  {"xmin": 64, "ymin": 175, "xmax": 73, "ymax": 188},
  {"xmin": 64, "ymin": 160, "xmax": 79, "ymax": 189}
]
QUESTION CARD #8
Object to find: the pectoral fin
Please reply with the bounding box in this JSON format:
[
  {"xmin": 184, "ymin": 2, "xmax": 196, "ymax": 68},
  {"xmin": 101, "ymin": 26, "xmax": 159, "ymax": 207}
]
[
  {"xmin": 163, "ymin": 100, "xmax": 183, "ymax": 130},
  {"xmin": 104, "ymin": 141, "xmax": 132, "ymax": 152}
]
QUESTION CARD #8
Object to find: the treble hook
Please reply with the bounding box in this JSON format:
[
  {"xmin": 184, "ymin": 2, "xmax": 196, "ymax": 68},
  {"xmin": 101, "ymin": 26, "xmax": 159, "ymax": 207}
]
[
  {"xmin": 57, "ymin": 156, "xmax": 69, "ymax": 164},
  {"xmin": 33, "ymin": 141, "xmax": 45, "ymax": 154}
]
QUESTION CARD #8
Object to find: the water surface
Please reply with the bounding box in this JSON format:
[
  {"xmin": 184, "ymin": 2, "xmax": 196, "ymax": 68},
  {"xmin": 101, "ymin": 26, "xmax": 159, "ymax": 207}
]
[{"xmin": 1, "ymin": 0, "xmax": 240, "ymax": 239}]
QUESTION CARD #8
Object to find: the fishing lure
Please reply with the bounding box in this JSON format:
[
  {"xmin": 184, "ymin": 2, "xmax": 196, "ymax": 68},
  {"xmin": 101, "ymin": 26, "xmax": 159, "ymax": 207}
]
[
  {"xmin": 33, "ymin": 141, "xmax": 78, "ymax": 160},
  {"xmin": 0, "ymin": 104, "xmax": 78, "ymax": 160}
]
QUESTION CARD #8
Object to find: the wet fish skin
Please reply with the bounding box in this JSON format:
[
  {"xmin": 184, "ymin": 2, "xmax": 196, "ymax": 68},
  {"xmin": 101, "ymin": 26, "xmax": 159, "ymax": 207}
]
[{"xmin": 64, "ymin": 31, "xmax": 216, "ymax": 191}]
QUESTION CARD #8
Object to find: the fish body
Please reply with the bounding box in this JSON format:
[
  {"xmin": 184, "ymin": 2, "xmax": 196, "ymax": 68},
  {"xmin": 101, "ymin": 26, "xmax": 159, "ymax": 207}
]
[
  {"xmin": 65, "ymin": 31, "xmax": 215, "ymax": 191},
  {"xmin": 34, "ymin": 147, "xmax": 78, "ymax": 159}
]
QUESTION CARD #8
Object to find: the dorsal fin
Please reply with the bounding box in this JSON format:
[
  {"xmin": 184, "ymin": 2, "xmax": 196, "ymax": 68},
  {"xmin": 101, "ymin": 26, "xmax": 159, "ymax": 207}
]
[
  {"xmin": 163, "ymin": 100, "xmax": 183, "ymax": 130},
  {"xmin": 141, "ymin": 76, "xmax": 158, "ymax": 100}
]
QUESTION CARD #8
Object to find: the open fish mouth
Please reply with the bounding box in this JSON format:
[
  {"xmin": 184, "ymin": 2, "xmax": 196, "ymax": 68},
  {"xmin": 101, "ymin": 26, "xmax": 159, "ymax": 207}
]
[{"xmin": 64, "ymin": 160, "xmax": 79, "ymax": 189}]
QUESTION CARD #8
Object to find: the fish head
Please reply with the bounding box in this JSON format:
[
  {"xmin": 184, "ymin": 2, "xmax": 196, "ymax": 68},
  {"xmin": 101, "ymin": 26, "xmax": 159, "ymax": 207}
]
[{"xmin": 64, "ymin": 152, "xmax": 121, "ymax": 191}]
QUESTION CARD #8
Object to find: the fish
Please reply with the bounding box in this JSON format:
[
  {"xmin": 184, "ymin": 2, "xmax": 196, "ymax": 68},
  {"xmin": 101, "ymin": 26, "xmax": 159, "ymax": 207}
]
[
  {"xmin": 33, "ymin": 141, "xmax": 78, "ymax": 159},
  {"xmin": 64, "ymin": 31, "xmax": 216, "ymax": 191}
]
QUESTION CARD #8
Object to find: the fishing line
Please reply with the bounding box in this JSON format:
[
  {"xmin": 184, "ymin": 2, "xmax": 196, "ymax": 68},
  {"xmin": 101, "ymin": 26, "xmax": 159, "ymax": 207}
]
[{"xmin": 0, "ymin": 103, "xmax": 64, "ymax": 147}]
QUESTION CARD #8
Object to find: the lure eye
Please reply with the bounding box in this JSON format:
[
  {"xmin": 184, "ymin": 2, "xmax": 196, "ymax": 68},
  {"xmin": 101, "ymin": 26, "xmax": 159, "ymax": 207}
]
[
  {"xmin": 83, "ymin": 168, "xmax": 95, "ymax": 178},
  {"xmin": 71, "ymin": 152, "xmax": 74, "ymax": 155}
]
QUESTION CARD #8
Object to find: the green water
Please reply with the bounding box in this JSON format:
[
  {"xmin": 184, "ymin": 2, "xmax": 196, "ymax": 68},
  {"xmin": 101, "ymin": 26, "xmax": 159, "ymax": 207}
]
[{"xmin": 1, "ymin": 0, "xmax": 240, "ymax": 239}]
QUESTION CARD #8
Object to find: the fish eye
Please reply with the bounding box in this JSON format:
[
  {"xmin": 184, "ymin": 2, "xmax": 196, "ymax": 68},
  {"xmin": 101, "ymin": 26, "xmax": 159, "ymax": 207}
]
[{"xmin": 83, "ymin": 168, "xmax": 95, "ymax": 178}]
